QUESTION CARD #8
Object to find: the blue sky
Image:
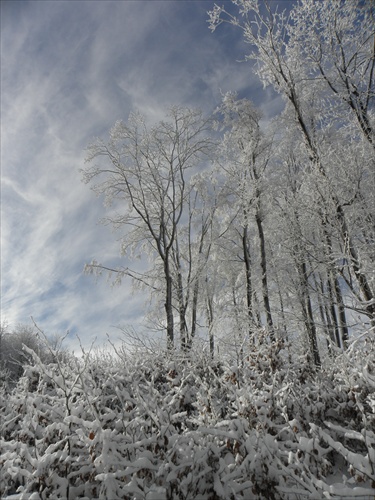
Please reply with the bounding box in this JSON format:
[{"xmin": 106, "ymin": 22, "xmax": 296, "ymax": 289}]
[{"xmin": 1, "ymin": 0, "xmax": 282, "ymax": 352}]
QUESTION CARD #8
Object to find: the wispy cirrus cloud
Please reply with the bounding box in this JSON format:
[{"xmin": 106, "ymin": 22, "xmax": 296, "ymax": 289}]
[{"xmin": 1, "ymin": 0, "xmax": 280, "ymax": 351}]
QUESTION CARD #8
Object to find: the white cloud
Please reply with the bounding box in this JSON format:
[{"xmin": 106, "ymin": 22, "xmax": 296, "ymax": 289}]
[{"xmin": 1, "ymin": 0, "xmax": 273, "ymax": 351}]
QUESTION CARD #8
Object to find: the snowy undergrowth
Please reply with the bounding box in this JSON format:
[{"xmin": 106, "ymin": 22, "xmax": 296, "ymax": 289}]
[{"xmin": 1, "ymin": 334, "xmax": 374, "ymax": 499}]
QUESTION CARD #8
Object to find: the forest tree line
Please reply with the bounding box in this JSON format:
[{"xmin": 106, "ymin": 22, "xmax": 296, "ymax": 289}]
[{"xmin": 82, "ymin": 0, "xmax": 375, "ymax": 365}]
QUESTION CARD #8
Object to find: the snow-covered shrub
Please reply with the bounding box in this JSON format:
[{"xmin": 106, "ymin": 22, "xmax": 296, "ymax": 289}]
[{"xmin": 1, "ymin": 331, "xmax": 374, "ymax": 499}]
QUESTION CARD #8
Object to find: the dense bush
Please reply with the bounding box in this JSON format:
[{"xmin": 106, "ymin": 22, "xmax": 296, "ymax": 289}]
[
  {"xmin": 1, "ymin": 332, "xmax": 374, "ymax": 499},
  {"xmin": 0, "ymin": 325, "xmax": 46, "ymax": 388},
  {"xmin": 0, "ymin": 324, "xmax": 67, "ymax": 389}
]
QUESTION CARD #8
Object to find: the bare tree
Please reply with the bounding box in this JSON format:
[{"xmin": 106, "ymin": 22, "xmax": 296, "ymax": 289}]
[{"xmin": 83, "ymin": 107, "xmax": 213, "ymax": 349}]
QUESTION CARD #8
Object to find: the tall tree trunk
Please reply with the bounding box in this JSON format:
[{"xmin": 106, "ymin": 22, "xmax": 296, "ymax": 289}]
[
  {"xmin": 322, "ymin": 218, "xmax": 349, "ymax": 348},
  {"xmin": 176, "ymin": 269, "xmax": 188, "ymax": 350},
  {"xmin": 242, "ymin": 225, "xmax": 255, "ymax": 338},
  {"xmin": 206, "ymin": 293, "xmax": 214, "ymax": 359},
  {"xmin": 164, "ymin": 260, "xmax": 174, "ymax": 350},
  {"xmin": 313, "ymin": 270, "xmax": 337, "ymax": 351},
  {"xmin": 255, "ymin": 209, "xmax": 274, "ymax": 340},
  {"xmin": 268, "ymin": 245, "xmax": 291, "ymax": 351},
  {"xmin": 298, "ymin": 260, "xmax": 321, "ymax": 367},
  {"xmin": 326, "ymin": 274, "xmax": 341, "ymax": 349},
  {"xmin": 189, "ymin": 278, "xmax": 199, "ymax": 349},
  {"xmin": 319, "ymin": 277, "xmax": 336, "ymax": 357},
  {"xmin": 173, "ymin": 237, "xmax": 189, "ymax": 350},
  {"xmin": 231, "ymin": 284, "xmax": 245, "ymax": 357},
  {"xmin": 189, "ymin": 224, "xmax": 210, "ymax": 348},
  {"xmin": 333, "ymin": 274, "xmax": 349, "ymax": 347}
]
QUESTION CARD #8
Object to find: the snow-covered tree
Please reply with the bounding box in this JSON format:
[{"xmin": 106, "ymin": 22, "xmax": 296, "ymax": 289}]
[
  {"xmin": 216, "ymin": 93, "xmax": 276, "ymax": 341},
  {"xmin": 83, "ymin": 107, "xmax": 214, "ymax": 349},
  {"xmin": 209, "ymin": 0, "xmax": 375, "ymax": 340}
]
